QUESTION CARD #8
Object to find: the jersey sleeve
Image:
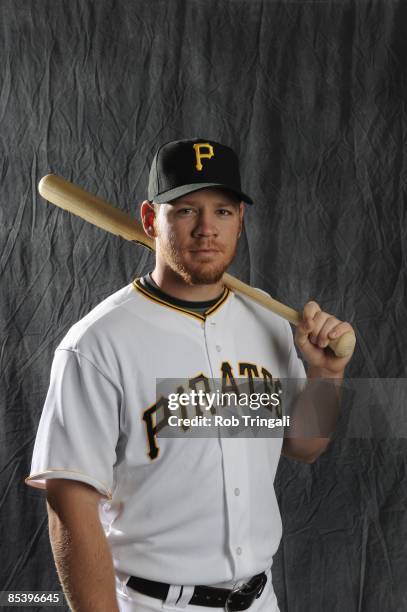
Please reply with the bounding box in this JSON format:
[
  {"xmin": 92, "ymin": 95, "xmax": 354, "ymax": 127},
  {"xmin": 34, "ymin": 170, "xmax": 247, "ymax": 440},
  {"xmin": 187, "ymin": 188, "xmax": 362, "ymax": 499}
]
[{"xmin": 25, "ymin": 348, "xmax": 121, "ymax": 499}]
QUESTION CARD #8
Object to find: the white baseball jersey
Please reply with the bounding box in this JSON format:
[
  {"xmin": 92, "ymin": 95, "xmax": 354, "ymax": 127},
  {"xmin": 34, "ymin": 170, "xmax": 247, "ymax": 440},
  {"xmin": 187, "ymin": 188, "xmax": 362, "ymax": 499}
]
[{"xmin": 26, "ymin": 279, "xmax": 306, "ymax": 598}]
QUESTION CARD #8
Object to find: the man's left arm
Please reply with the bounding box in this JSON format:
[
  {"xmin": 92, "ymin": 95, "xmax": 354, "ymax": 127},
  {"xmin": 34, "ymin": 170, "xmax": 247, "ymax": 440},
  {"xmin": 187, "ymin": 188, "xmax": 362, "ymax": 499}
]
[{"xmin": 281, "ymin": 300, "xmax": 355, "ymax": 464}]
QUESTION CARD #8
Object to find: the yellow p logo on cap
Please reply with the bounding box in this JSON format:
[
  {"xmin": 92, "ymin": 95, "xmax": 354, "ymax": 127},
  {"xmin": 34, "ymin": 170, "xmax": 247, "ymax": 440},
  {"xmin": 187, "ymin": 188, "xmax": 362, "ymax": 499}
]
[{"xmin": 193, "ymin": 143, "xmax": 214, "ymax": 171}]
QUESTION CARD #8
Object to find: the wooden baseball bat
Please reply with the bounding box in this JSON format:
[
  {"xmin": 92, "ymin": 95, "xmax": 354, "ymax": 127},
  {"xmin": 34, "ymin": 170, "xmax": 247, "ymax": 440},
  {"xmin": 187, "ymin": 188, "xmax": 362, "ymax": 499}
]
[{"xmin": 38, "ymin": 174, "xmax": 356, "ymax": 358}]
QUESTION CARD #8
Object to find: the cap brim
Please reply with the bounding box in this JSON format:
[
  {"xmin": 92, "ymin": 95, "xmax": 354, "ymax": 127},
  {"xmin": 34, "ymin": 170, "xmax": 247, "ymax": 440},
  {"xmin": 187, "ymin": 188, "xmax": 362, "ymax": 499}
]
[{"xmin": 152, "ymin": 183, "xmax": 253, "ymax": 205}]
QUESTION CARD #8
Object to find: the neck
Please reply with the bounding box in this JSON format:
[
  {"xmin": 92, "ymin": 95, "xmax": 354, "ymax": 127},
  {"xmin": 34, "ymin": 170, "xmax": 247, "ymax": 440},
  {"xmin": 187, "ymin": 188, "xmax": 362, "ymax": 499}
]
[{"xmin": 151, "ymin": 266, "xmax": 224, "ymax": 301}]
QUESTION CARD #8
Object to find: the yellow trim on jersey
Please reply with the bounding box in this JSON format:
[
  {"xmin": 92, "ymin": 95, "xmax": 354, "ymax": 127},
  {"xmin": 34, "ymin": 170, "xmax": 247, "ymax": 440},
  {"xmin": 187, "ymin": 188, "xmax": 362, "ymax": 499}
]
[
  {"xmin": 132, "ymin": 278, "xmax": 230, "ymax": 321},
  {"xmin": 25, "ymin": 469, "xmax": 112, "ymax": 500}
]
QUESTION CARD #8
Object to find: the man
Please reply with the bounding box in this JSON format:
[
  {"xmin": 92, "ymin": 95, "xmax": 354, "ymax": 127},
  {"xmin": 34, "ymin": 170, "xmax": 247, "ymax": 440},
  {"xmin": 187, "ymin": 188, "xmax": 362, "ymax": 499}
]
[{"xmin": 26, "ymin": 138, "xmax": 355, "ymax": 612}]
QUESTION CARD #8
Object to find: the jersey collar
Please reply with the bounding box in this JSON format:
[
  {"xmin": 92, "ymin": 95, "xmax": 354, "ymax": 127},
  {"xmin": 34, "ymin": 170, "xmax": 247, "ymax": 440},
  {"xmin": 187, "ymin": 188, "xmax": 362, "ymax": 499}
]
[{"xmin": 132, "ymin": 278, "xmax": 231, "ymax": 322}]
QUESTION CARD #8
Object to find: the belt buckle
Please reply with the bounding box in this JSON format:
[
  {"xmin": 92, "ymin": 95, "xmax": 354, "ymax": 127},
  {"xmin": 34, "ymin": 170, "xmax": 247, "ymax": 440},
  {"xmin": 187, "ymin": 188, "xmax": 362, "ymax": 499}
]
[
  {"xmin": 225, "ymin": 584, "xmax": 244, "ymax": 612},
  {"xmin": 225, "ymin": 574, "xmax": 267, "ymax": 612}
]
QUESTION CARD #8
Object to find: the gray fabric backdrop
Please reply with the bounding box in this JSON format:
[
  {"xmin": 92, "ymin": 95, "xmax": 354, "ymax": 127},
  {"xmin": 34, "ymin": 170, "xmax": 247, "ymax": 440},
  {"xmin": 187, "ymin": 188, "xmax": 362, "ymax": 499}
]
[{"xmin": 1, "ymin": 0, "xmax": 406, "ymax": 610}]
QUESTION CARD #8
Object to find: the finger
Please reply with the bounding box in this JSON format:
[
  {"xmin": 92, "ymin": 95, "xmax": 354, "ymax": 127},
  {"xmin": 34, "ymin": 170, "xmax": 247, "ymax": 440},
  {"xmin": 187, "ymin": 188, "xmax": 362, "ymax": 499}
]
[
  {"xmin": 315, "ymin": 317, "xmax": 341, "ymax": 348},
  {"xmin": 295, "ymin": 321, "xmax": 311, "ymax": 348},
  {"xmin": 302, "ymin": 301, "xmax": 322, "ymax": 342},
  {"xmin": 308, "ymin": 310, "xmax": 334, "ymax": 344},
  {"xmin": 302, "ymin": 301, "xmax": 321, "ymax": 327},
  {"xmin": 327, "ymin": 321, "xmax": 354, "ymax": 340}
]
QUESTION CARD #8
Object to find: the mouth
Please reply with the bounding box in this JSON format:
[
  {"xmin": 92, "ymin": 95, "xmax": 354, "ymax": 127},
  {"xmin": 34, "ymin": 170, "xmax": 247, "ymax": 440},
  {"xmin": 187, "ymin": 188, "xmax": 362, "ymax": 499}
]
[
  {"xmin": 189, "ymin": 245, "xmax": 222, "ymax": 253},
  {"xmin": 189, "ymin": 249, "xmax": 222, "ymax": 259},
  {"xmin": 190, "ymin": 249, "xmax": 220, "ymax": 253}
]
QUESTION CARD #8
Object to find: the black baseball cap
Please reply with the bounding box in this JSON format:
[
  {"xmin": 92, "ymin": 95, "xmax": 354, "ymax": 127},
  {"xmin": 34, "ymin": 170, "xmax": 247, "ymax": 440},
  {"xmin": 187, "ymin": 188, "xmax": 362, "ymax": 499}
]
[{"xmin": 148, "ymin": 138, "xmax": 253, "ymax": 205}]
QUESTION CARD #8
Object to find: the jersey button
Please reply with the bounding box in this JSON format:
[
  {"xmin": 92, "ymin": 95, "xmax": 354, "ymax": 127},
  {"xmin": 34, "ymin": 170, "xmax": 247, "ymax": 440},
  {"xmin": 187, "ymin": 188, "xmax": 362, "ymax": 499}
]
[
  {"xmin": 236, "ymin": 546, "xmax": 242, "ymax": 556},
  {"xmin": 216, "ymin": 345, "xmax": 222, "ymax": 352},
  {"xmin": 234, "ymin": 488, "xmax": 240, "ymax": 496}
]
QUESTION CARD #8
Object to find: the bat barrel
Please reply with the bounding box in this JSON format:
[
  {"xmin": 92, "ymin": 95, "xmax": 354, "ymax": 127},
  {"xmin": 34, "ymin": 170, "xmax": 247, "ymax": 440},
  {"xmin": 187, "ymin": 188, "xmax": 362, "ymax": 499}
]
[{"xmin": 38, "ymin": 174, "xmax": 154, "ymax": 248}]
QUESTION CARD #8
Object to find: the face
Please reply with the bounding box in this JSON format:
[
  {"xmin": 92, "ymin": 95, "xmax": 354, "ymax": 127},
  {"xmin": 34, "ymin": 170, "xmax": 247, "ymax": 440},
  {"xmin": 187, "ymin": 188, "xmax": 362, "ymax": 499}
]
[{"xmin": 142, "ymin": 188, "xmax": 244, "ymax": 285}]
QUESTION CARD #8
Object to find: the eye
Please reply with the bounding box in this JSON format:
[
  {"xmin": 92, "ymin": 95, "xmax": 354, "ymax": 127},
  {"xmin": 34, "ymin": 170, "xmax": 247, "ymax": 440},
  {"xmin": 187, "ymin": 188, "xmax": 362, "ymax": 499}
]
[
  {"xmin": 216, "ymin": 208, "xmax": 233, "ymax": 216},
  {"xmin": 176, "ymin": 208, "xmax": 195, "ymax": 215}
]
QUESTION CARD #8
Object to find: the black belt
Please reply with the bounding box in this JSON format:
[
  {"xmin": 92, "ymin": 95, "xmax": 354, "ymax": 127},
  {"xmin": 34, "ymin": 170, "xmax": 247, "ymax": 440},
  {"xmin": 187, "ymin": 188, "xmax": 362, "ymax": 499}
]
[{"xmin": 126, "ymin": 572, "xmax": 267, "ymax": 610}]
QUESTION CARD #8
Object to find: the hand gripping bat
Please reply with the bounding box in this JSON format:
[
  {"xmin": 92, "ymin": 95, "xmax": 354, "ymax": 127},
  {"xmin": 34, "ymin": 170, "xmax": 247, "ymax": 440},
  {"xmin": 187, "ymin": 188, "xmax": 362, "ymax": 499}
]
[{"xmin": 38, "ymin": 174, "xmax": 356, "ymax": 358}]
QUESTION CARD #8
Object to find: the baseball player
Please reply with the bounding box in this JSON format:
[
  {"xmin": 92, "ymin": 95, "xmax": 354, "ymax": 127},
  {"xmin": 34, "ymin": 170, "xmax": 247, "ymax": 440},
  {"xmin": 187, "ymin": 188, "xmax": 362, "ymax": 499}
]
[{"xmin": 26, "ymin": 138, "xmax": 355, "ymax": 612}]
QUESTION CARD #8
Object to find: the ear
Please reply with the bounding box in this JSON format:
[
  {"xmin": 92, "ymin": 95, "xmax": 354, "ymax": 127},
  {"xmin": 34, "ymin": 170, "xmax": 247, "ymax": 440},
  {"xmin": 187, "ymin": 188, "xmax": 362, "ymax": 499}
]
[
  {"xmin": 237, "ymin": 202, "xmax": 245, "ymax": 238},
  {"xmin": 140, "ymin": 200, "xmax": 157, "ymax": 238}
]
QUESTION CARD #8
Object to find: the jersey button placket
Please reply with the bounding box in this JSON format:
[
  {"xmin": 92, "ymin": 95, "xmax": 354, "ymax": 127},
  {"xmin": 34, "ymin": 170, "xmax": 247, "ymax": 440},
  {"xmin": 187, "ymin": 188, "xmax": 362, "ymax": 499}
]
[
  {"xmin": 205, "ymin": 314, "xmax": 248, "ymax": 572},
  {"xmin": 203, "ymin": 317, "xmax": 222, "ymax": 376},
  {"xmin": 220, "ymin": 440, "xmax": 250, "ymax": 574},
  {"xmin": 202, "ymin": 317, "xmax": 223, "ymax": 416},
  {"xmin": 234, "ymin": 488, "xmax": 243, "ymax": 560}
]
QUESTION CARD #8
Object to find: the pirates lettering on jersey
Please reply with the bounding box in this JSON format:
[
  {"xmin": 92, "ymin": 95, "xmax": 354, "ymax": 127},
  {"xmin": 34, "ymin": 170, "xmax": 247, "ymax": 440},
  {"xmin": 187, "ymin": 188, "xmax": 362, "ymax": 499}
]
[
  {"xmin": 220, "ymin": 362, "xmax": 240, "ymax": 396},
  {"xmin": 238, "ymin": 363, "xmax": 259, "ymax": 394},
  {"xmin": 261, "ymin": 366, "xmax": 282, "ymax": 419},
  {"xmin": 143, "ymin": 375, "xmax": 213, "ymax": 459},
  {"xmin": 188, "ymin": 373, "xmax": 214, "ymax": 417},
  {"xmin": 143, "ymin": 396, "xmax": 172, "ymax": 460},
  {"xmin": 143, "ymin": 362, "xmax": 283, "ymax": 461},
  {"xmin": 222, "ymin": 362, "xmax": 282, "ymax": 418}
]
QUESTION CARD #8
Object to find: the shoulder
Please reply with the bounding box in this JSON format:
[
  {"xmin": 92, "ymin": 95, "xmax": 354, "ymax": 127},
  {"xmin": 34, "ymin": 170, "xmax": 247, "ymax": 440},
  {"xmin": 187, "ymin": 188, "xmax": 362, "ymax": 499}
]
[
  {"xmin": 231, "ymin": 287, "xmax": 291, "ymax": 335},
  {"xmin": 57, "ymin": 282, "xmax": 142, "ymax": 353}
]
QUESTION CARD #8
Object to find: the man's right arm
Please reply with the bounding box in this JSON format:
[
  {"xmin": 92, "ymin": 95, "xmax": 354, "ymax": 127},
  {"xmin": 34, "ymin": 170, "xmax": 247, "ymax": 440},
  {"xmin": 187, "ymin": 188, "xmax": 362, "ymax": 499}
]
[{"xmin": 46, "ymin": 479, "xmax": 120, "ymax": 612}]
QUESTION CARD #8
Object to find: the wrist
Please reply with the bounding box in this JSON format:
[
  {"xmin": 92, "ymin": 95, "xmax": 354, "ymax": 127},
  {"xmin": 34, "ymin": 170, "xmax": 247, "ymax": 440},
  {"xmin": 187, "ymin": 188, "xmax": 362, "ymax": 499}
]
[{"xmin": 307, "ymin": 365, "xmax": 345, "ymax": 380}]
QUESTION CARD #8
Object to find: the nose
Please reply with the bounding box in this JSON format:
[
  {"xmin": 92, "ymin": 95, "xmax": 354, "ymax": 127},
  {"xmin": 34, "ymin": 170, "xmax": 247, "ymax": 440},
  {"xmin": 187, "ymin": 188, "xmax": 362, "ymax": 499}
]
[{"xmin": 192, "ymin": 210, "xmax": 218, "ymax": 238}]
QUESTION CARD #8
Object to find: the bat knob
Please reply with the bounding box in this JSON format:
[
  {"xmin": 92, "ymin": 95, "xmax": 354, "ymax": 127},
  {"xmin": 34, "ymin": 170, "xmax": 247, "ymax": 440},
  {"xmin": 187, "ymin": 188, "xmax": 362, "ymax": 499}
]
[{"xmin": 328, "ymin": 330, "xmax": 356, "ymax": 358}]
